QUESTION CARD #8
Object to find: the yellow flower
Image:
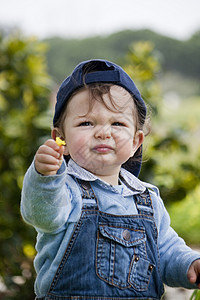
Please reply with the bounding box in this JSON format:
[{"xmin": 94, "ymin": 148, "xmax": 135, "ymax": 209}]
[{"xmin": 56, "ymin": 137, "xmax": 66, "ymax": 146}]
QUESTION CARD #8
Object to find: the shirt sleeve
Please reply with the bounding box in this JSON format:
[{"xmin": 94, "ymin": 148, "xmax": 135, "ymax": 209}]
[
  {"xmin": 20, "ymin": 159, "xmax": 72, "ymax": 233},
  {"xmin": 150, "ymin": 186, "xmax": 200, "ymax": 289}
]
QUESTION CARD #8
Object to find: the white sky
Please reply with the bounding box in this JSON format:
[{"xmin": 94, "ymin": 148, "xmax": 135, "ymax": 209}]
[{"xmin": 1, "ymin": 0, "xmax": 200, "ymax": 40}]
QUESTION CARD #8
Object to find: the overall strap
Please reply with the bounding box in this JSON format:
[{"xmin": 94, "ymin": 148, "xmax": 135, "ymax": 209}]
[
  {"xmin": 119, "ymin": 174, "xmax": 154, "ymax": 216},
  {"xmin": 134, "ymin": 188, "xmax": 154, "ymax": 216},
  {"xmin": 76, "ymin": 178, "xmax": 99, "ymax": 209}
]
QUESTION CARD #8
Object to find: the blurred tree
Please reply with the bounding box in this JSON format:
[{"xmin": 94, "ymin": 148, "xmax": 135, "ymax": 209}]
[
  {"xmin": 45, "ymin": 29, "xmax": 200, "ymax": 85},
  {"xmin": 123, "ymin": 41, "xmax": 200, "ymax": 205},
  {"xmin": 124, "ymin": 41, "xmax": 162, "ymax": 115},
  {"xmin": 0, "ymin": 32, "xmax": 52, "ymax": 299},
  {"xmin": 168, "ymin": 184, "xmax": 200, "ymax": 244}
]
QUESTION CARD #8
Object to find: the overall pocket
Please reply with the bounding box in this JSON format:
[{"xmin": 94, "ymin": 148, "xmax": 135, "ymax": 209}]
[{"xmin": 96, "ymin": 223, "xmax": 154, "ymax": 290}]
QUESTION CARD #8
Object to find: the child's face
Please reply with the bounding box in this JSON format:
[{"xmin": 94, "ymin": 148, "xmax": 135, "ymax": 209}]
[{"xmin": 58, "ymin": 85, "xmax": 143, "ymax": 178}]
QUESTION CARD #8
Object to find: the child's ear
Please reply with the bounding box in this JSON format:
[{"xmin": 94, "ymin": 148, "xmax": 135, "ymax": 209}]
[
  {"xmin": 132, "ymin": 130, "xmax": 144, "ymax": 154},
  {"xmin": 51, "ymin": 128, "xmax": 60, "ymax": 141},
  {"xmin": 51, "ymin": 128, "xmax": 69, "ymax": 155}
]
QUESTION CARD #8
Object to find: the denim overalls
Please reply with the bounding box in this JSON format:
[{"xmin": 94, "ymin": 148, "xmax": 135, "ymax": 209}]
[{"xmin": 36, "ymin": 178, "xmax": 164, "ymax": 300}]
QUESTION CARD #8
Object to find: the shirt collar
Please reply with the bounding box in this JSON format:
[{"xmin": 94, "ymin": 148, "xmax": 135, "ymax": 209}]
[{"xmin": 66, "ymin": 159, "xmax": 146, "ymax": 196}]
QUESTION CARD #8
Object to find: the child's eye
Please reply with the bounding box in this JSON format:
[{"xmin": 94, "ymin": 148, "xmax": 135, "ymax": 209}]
[
  {"xmin": 112, "ymin": 122, "xmax": 125, "ymax": 126},
  {"xmin": 79, "ymin": 121, "xmax": 93, "ymax": 126}
]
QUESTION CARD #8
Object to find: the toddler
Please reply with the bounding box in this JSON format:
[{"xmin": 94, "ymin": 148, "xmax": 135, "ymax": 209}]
[{"xmin": 21, "ymin": 59, "xmax": 200, "ymax": 299}]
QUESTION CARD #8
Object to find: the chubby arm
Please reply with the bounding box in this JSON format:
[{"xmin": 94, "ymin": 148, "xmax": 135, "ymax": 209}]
[
  {"xmin": 21, "ymin": 139, "xmax": 72, "ymax": 233},
  {"xmin": 150, "ymin": 187, "xmax": 200, "ymax": 289}
]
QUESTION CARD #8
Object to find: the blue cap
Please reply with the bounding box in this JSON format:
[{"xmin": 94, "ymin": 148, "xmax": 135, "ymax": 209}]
[
  {"xmin": 53, "ymin": 59, "xmax": 146, "ymax": 177},
  {"xmin": 53, "ymin": 59, "xmax": 146, "ymax": 125}
]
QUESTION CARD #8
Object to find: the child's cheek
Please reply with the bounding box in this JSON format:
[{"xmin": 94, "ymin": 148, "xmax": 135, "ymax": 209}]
[
  {"xmin": 115, "ymin": 130, "xmax": 133, "ymax": 148},
  {"xmin": 70, "ymin": 137, "xmax": 88, "ymax": 163}
]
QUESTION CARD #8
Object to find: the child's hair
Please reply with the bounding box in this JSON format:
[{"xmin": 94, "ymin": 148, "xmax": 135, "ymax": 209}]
[{"xmin": 53, "ymin": 59, "xmax": 150, "ymax": 176}]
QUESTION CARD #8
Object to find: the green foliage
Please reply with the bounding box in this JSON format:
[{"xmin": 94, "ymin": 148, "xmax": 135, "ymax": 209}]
[
  {"xmin": 0, "ymin": 32, "xmax": 52, "ymax": 299},
  {"xmin": 190, "ymin": 290, "xmax": 200, "ymax": 300},
  {"xmin": 124, "ymin": 41, "xmax": 200, "ymax": 208},
  {"xmin": 124, "ymin": 41, "xmax": 161, "ymax": 114},
  {"xmin": 151, "ymin": 97, "xmax": 200, "ymax": 204},
  {"xmin": 168, "ymin": 185, "xmax": 200, "ymax": 244},
  {"xmin": 161, "ymin": 97, "xmax": 200, "ymax": 244}
]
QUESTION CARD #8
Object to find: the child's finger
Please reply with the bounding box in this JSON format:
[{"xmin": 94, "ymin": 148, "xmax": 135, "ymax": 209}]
[
  {"xmin": 36, "ymin": 152, "xmax": 60, "ymax": 165},
  {"xmin": 187, "ymin": 260, "xmax": 200, "ymax": 287},
  {"xmin": 37, "ymin": 143, "xmax": 60, "ymax": 159},
  {"xmin": 36, "ymin": 161, "xmax": 61, "ymax": 176},
  {"xmin": 45, "ymin": 138, "xmax": 66, "ymax": 158},
  {"xmin": 188, "ymin": 265, "xmax": 196, "ymax": 283},
  {"xmin": 45, "ymin": 139, "xmax": 60, "ymax": 151},
  {"xmin": 35, "ymin": 151, "xmax": 61, "ymax": 175},
  {"xmin": 57, "ymin": 145, "xmax": 65, "ymax": 157}
]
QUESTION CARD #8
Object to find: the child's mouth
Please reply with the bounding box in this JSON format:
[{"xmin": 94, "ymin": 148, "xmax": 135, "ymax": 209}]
[{"xmin": 92, "ymin": 144, "xmax": 114, "ymax": 153}]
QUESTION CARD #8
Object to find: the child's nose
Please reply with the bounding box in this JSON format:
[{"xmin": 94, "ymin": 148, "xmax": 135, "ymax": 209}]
[{"xmin": 95, "ymin": 124, "xmax": 111, "ymax": 139}]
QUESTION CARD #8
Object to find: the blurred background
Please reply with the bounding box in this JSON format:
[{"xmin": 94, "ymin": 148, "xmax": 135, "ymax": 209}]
[{"xmin": 0, "ymin": 0, "xmax": 200, "ymax": 299}]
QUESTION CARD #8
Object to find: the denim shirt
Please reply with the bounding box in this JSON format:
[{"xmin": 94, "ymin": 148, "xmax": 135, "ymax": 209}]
[{"xmin": 21, "ymin": 159, "xmax": 200, "ymax": 297}]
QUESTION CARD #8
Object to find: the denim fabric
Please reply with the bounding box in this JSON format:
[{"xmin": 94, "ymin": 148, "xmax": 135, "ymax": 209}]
[
  {"xmin": 21, "ymin": 159, "xmax": 200, "ymax": 297},
  {"xmin": 36, "ymin": 180, "xmax": 164, "ymax": 300}
]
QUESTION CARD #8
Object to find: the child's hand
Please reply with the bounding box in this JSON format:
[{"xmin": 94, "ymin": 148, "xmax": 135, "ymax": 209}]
[
  {"xmin": 187, "ymin": 259, "xmax": 200, "ymax": 289},
  {"xmin": 35, "ymin": 139, "xmax": 65, "ymax": 176}
]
